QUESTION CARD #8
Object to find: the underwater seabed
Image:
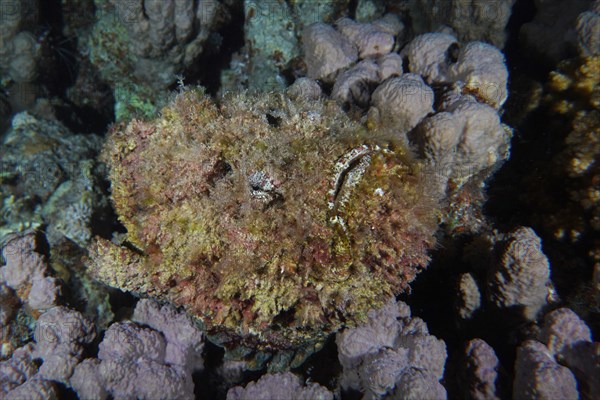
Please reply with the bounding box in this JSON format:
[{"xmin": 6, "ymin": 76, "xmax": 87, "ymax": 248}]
[{"xmin": 1, "ymin": 0, "xmax": 598, "ymax": 399}]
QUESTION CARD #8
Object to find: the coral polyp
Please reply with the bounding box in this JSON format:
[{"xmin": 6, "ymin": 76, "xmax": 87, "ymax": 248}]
[{"xmin": 88, "ymin": 89, "xmax": 439, "ymax": 350}]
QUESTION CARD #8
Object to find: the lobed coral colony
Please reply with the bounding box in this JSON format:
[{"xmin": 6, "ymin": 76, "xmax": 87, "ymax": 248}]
[{"xmin": 89, "ymin": 89, "xmax": 440, "ymax": 350}]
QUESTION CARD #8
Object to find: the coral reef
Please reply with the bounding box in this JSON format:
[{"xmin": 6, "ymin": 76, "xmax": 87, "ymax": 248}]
[
  {"xmin": 0, "ymin": 283, "xmax": 28, "ymax": 359},
  {"xmin": 405, "ymin": 59, "xmax": 510, "ymax": 232},
  {"xmin": 303, "ymin": 22, "xmax": 359, "ymax": 83},
  {"xmin": 455, "ymin": 272, "xmax": 481, "ymax": 320},
  {"xmin": 85, "ymin": 0, "xmax": 228, "ymax": 120},
  {"xmin": 65, "ymin": 58, "xmax": 115, "ymax": 123},
  {"xmin": 286, "ymin": 77, "xmax": 323, "ymax": 101},
  {"xmin": 486, "ymin": 226, "xmax": 553, "ymax": 320},
  {"xmin": 336, "ymin": 299, "xmax": 447, "ymax": 399},
  {"xmin": 576, "ymin": 1, "xmax": 600, "ymax": 57},
  {"xmin": 461, "ymin": 338, "xmax": 500, "ymax": 400},
  {"xmin": 69, "ymin": 298, "xmax": 204, "ymax": 400},
  {"xmin": 304, "ymin": 19, "xmax": 508, "ymax": 109},
  {"xmin": 369, "ymin": 73, "xmax": 434, "ymax": 135},
  {"xmin": 240, "ymin": 0, "xmax": 300, "ymax": 91},
  {"xmin": 402, "ymin": 35, "xmax": 509, "ymax": 109},
  {"xmin": 0, "ymin": 305, "xmax": 94, "ymax": 399},
  {"xmin": 0, "ymin": 112, "xmax": 107, "ymax": 246},
  {"xmin": 410, "ymin": 95, "xmax": 511, "ymax": 194},
  {"xmin": 0, "ymin": 112, "xmax": 114, "ymax": 330},
  {"xmin": 3, "ymin": 2, "xmax": 599, "ymax": 399},
  {"xmin": 452, "ymin": 307, "xmax": 598, "ymax": 400},
  {"xmin": 300, "ymin": 17, "xmax": 512, "ymax": 234},
  {"xmin": 89, "ymin": 88, "xmax": 440, "ymax": 355},
  {"xmin": 520, "ymin": 0, "xmax": 597, "ymax": 63},
  {"xmin": 303, "ymin": 13, "xmax": 403, "ymax": 89},
  {"xmin": 33, "ymin": 306, "xmax": 96, "ymax": 384},
  {"xmin": 336, "ymin": 14, "xmax": 404, "ymax": 59},
  {"xmin": 220, "ymin": 0, "xmax": 351, "ymax": 92},
  {"xmin": 302, "ymin": 19, "xmax": 510, "ymax": 119},
  {"xmin": 330, "ymin": 56, "xmax": 401, "ymax": 107},
  {"xmin": 399, "ymin": 33, "xmax": 458, "ymax": 84},
  {"xmin": 0, "ymin": 342, "xmax": 60, "ymax": 400},
  {"xmin": 1, "ymin": 294, "xmax": 204, "ymax": 400},
  {"xmin": 406, "ymin": 0, "xmax": 516, "ymax": 48},
  {"xmin": 513, "ymin": 339, "xmax": 579, "ymax": 400},
  {"xmin": 0, "ymin": 0, "xmax": 41, "ymax": 84},
  {"xmin": 226, "ymin": 371, "xmax": 333, "ymax": 400},
  {"xmin": 544, "ymin": 54, "xmax": 600, "ymax": 241},
  {"xmin": 512, "ymin": 307, "xmax": 599, "ymax": 399},
  {"xmin": 0, "ymin": 230, "xmax": 115, "ymax": 362},
  {"xmin": 0, "ymin": 233, "xmax": 61, "ymax": 357},
  {"xmin": 338, "ymin": 0, "xmax": 518, "ymax": 48},
  {"xmin": 1, "ymin": 234, "xmax": 53, "ymax": 301},
  {"xmin": 460, "ymin": 226, "xmax": 558, "ymax": 322},
  {"xmin": 0, "ymin": 283, "xmax": 18, "ymax": 327},
  {"xmin": 72, "ymin": 322, "xmax": 194, "ymax": 399},
  {"xmin": 131, "ymin": 298, "xmax": 205, "ymax": 370},
  {"xmin": 539, "ymin": 308, "xmax": 600, "ymax": 399},
  {"xmin": 542, "ymin": 44, "xmax": 600, "ymax": 327},
  {"xmin": 507, "ymin": 49, "xmax": 600, "ymax": 327}
]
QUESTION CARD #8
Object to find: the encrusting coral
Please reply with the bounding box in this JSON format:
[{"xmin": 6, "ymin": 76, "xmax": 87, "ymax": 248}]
[{"xmin": 88, "ymin": 88, "xmax": 440, "ymax": 352}]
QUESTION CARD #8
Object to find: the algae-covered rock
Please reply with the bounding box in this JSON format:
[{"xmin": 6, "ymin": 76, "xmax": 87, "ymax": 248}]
[
  {"xmin": 0, "ymin": 112, "xmax": 107, "ymax": 246},
  {"xmin": 86, "ymin": 0, "xmax": 226, "ymax": 121},
  {"xmin": 88, "ymin": 89, "xmax": 440, "ymax": 351}
]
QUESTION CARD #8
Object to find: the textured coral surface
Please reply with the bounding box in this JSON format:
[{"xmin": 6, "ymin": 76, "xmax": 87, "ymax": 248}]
[{"xmin": 89, "ymin": 89, "xmax": 439, "ymax": 350}]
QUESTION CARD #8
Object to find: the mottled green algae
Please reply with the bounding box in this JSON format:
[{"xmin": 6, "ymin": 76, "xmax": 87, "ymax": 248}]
[{"xmin": 89, "ymin": 88, "xmax": 439, "ymax": 350}]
